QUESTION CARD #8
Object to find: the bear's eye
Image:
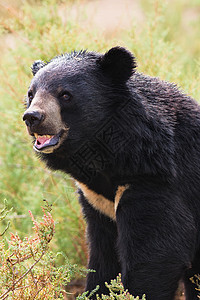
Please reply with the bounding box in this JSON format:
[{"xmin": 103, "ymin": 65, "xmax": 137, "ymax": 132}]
[
  {"xmin": 28, "ymin": 91, "xmax": 34, "ymax": 103},
  {"xmin": 59, "ymin": 91, "xmax": 72, "ymax": 102}
]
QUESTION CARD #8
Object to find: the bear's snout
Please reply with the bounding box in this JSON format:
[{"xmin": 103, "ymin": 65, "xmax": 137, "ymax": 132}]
[{"xmin": 23, "ymin": 110, "xmax": 44, "ymax": 128}]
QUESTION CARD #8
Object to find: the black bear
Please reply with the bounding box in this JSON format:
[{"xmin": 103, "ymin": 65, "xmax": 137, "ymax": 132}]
[{"xmin": 23, "ymin": 47, "xmax": 200, "ymax": 300}]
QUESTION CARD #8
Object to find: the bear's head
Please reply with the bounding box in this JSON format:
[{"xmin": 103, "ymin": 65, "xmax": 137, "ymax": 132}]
[{"xmin": 23, "ymin": 47, "xmax": 136, "ymax": 155}]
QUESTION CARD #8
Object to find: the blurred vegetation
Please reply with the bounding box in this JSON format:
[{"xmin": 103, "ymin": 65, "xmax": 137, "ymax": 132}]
[{"xmin": 0, "ymin": 0, "xmax": 199, "ymax": 298}]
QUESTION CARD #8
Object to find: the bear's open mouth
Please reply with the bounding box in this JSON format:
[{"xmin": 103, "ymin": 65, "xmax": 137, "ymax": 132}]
[{"xmin": 33, "ymin": 130, "xmax": 66, "ymax": 154}]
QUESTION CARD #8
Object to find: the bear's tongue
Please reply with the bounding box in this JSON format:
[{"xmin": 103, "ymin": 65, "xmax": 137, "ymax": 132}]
[
  {"xmin": 34, "ymin": 134, "xmax": 55, "ymax": 150},
  {"xmin": 37, "ymin": 135, "xmax": 52, "ymax": 147}
]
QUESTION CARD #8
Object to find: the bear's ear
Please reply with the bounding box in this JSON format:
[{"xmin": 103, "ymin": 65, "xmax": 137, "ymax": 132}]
[
  {"xmin": 98, "ymin": 46, "xmax": 137, "ymax": 82},
  {"xmin": 31, "ymin": 60, "xmax": 46, "ymax": 76}
]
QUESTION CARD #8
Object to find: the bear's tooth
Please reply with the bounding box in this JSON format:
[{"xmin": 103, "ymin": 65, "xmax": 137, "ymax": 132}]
[{"xmin": 34, "ymin": 133, "xmax": 38, "ymax": 138}]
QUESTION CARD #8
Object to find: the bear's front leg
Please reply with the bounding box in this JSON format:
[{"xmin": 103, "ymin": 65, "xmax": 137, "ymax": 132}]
[
  {"xmin": 79, "ymin": 191, "xmax": 121, "ymax": 296},
  {"xmin": 116, "ymin": 182, "xmax": 195, "ymax": 300}
]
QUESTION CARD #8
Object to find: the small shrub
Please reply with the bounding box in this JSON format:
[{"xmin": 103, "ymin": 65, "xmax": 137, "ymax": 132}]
[
  {"xmin": 190, "ymin": 274, "xmax": 200, "ymax": 298},
  {"xmin": 77, "ymin": 274, "xmax": 146, "ymax": 300},
  {"xmin": 0, "ymin": 203, "xmax": 89, "ymax": 300}
]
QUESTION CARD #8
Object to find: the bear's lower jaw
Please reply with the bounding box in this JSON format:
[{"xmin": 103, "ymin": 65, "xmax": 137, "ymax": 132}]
[{"xmin": 33, "ymin": 129, "xmax": 68, "ymax": 154}]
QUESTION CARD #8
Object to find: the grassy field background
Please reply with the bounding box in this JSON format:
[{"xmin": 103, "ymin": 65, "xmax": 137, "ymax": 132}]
[{"xmin": 0, "ymin": 0, "xmax": 200, "ymax": 282}]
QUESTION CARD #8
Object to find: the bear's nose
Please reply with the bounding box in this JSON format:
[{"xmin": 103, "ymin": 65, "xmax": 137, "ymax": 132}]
[{"xmin": 23, "ymin": 111, "xmax": 44, "ymax": 128}]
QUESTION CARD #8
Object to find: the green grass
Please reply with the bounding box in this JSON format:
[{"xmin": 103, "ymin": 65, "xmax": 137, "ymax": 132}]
[{"xmin": 0, "ymin": 0, "xmax": 200, "ymax": 269}]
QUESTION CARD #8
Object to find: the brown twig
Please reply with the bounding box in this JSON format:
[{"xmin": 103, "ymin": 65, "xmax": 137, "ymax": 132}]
[{"xmin": 0, "ymin": 221, "xmax": 10, "ymax": 236}]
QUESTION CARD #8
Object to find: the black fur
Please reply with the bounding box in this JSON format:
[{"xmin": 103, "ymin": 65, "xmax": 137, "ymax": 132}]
[
  {"xmin": 79, "ymin": 191, "xmax": 121, "ymax": 294},
  {"xmin": 25, "ymin": 47, "xmax": 200, "ymax": 299}
]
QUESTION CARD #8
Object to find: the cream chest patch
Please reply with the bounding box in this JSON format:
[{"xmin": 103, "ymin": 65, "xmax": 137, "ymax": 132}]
[{"xmin": 76, "ymin": 181, "xmax": 129, "ymax": 221}]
